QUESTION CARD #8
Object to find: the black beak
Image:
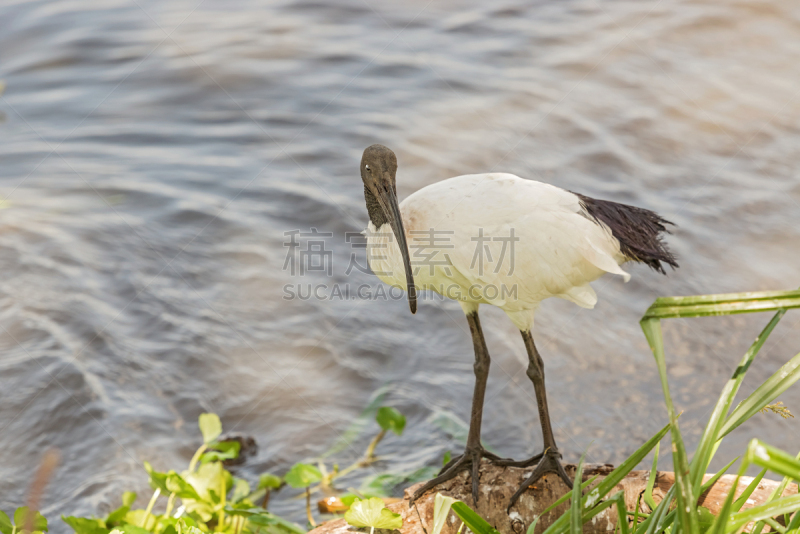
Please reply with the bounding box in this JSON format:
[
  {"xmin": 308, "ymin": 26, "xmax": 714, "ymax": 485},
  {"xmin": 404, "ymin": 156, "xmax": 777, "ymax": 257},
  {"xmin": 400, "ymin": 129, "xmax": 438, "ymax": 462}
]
[{"xmin": 375, "ymin": 181, "xmax": 417, "ymax": 314}]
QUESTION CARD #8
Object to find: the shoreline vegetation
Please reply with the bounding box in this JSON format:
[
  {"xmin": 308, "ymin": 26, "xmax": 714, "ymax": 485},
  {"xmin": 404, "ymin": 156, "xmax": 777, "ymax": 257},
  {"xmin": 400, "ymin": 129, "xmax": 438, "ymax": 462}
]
[{"xmin": 4, "ymin": 288, "xmax": 800, "ymax": 534}]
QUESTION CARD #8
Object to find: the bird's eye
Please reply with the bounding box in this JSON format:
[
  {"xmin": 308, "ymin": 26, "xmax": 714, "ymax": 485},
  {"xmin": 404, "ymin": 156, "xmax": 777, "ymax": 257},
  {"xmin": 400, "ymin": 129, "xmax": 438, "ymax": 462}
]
[{"xmin": 365, "ymin": 165, "xmax": 371, "ymax": 172}]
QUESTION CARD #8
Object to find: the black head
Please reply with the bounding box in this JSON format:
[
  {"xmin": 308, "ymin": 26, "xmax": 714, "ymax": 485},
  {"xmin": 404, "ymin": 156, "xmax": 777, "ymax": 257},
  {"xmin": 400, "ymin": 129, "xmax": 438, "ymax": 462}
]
[
  {"xmin": 359, "ymin": 144, "xmax": 417, "ymax": 314},
  {"xmin": 361, "ymin": 144, "xmax": 398, "ymax": 193}
]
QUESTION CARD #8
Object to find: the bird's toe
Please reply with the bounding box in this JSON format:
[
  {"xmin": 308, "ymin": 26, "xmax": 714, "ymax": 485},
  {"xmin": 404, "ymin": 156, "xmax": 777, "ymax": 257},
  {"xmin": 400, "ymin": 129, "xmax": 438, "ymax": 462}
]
[{"xmin": 506, "ymin": 449, "xmax": 573, "ymax": 512}]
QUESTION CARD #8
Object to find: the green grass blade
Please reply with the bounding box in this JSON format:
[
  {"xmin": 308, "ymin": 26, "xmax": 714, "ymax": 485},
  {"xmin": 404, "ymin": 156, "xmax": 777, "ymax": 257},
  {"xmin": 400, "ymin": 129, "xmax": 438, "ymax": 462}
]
[
  {"xmin": 738, "ymin": 442, "xmax": 800, "ymax": 534},
  {"xmin": 784, "ymin": 509, "xmax": 800, "ymax": 531},
  {"xmin": 641, "ymin": 486, "xmax": 675, "ymax": 534},
  {"xmin": 744, "ymin": 440, "xmax": 800, "ymax": 480},
  {"xmin": 732, "ymin": 469, "xmax": 767, "ymax": 513},
  {"xmin": 643, "ymin": 443, "xmax": 660, "ymax": 512},
  {"xmin": 641, "ymin": 318, "xmax": 697, "ymax": 534},
  {"xmin": 572, "ymin": 492, "xmax": 627, "ymax": 533},
  {"xmin": 762, "ymin": 517, "xmax": 787, "ymax": 534},
  {"xmin": 585, "ymin": 423, "xmax": 671, "ymax": 509},
  {"xmin": 689, "ymin": 310, "xmax": 786, "ymax": 490},
  {"xmin": 708, "ymin": 467, "xmax": 744, "ymax": 534},
  {"xmin": 750, "ymin": 452, "xmax": 800, "ymax": 534},
  {"xmin": 527, "ymin": 475, "xmax": 599, "ymax": 534},
  {"xmin": 720, "ymin": 351, "xmax": 800, "ymax": 438},
  {"xmin": 543, "ymin": 424, "xmax": 671, "ymax": 534},
  {"xmin": 651, "ymin": 290, "xmax": 800, "ymax": 307},
  {"xmin": 642, "ymin": 289, "xmax": 800, "ymax": 319},
  {"xmin": 570, "ymin": 454, "xmax": 586, "ymax": 534},
  {"xmin": 450, "ymin": 502, "xmax": 501, "ymax": 534},
  {"xmin": 726, "ymin": 495, "xmax": 800, "ymax": 533},
  {"xmin": 611, "ymin": 493, "xmax": 630, "ymax": 534},
  {"xmin": 700, "ymin": 457, "xmax": 739, "ymax": 494},
  {"xmin": 631, "ymin": 494, "xmax": 642, "ymax": 533}
]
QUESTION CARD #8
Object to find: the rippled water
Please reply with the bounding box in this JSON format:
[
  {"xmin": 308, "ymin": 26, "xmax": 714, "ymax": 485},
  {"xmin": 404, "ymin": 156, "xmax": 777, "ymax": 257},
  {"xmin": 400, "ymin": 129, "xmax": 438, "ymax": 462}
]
[{"xmin": 1, "ymin": 0, "xmax": 800, "ymax": 527}]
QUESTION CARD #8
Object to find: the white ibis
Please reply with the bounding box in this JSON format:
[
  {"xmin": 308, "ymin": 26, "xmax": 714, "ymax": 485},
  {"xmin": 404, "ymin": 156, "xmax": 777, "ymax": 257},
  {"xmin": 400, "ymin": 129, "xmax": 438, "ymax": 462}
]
[{"xmin": 358, "ymin": 144, "xmax": 677, "ymax": 509}]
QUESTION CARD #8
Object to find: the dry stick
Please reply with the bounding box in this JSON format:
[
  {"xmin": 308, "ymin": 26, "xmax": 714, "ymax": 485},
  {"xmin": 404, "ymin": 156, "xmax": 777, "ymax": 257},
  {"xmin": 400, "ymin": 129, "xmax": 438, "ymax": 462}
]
[
  {"xmin": 24, "ymin": 450, "xmax": 60, "ymax": 533},
  {"xmin": 262, "ymin": 490, "xmax": 271, "ymax": 510}
]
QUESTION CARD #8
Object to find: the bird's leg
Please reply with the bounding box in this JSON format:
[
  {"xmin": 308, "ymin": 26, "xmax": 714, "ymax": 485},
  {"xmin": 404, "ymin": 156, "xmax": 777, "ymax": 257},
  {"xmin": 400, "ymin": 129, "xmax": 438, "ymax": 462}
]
[
  {"xmin": 505, "ymin": 330, "xmax": 573, "ymax": 512},
  {"xmin": 410, "ymin": 311, "xmax": 506, "ymax": 505}
]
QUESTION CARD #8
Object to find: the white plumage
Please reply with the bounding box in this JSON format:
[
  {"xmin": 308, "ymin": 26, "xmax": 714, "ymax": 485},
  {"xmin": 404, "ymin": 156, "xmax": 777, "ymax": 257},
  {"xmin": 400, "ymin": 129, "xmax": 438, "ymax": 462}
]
[{"xmin": 366, "ymin": 173, "xmax": 631, "ymax": 331}]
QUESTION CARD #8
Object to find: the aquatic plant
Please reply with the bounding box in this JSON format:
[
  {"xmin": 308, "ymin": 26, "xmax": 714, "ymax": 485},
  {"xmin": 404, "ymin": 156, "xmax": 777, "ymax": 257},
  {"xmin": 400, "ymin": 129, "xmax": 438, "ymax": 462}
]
[
  {"xmin": 432, "ymin": 288, "xmax": 800, "ymax": 534},
  {"xmin": 54, "ymin": 399, "xmax": 409, "ymax": 534}
]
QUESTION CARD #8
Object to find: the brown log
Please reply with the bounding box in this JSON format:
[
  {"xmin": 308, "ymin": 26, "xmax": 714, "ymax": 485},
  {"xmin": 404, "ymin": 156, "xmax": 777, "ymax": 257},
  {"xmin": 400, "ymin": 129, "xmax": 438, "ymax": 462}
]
[{"xmin": 308, "ymin": 462, "xmax": 798, "ymax": 534}]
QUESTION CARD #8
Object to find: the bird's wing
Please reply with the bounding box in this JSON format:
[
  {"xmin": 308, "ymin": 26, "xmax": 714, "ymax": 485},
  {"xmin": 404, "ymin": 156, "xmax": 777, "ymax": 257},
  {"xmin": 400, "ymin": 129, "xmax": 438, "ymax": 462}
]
[{"xmin": 403, "ymin": 174, "xmax": 629, "ymax": 309}]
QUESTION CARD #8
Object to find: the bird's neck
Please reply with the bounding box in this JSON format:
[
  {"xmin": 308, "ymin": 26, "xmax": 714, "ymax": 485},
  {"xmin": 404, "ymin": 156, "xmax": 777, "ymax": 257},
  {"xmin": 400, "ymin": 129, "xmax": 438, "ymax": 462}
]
[{"xmin": 364, "ymin": 185, "xmax": 388, "ymax": 228}]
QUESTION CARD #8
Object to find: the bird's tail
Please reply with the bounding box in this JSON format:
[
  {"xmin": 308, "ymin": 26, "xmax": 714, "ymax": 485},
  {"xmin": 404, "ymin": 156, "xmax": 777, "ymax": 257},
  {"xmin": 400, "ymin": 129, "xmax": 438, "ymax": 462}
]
[{"xmin": 575, "ymin": 193, "xmax": 679, "ymax": 274}]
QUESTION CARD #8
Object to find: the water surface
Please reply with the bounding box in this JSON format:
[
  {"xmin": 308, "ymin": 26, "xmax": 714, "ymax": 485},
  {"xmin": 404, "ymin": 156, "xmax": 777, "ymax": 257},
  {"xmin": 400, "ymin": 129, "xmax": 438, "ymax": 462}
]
[{"xmin": 1, "ymin": 0, "xmax": 800, "ymax": 527}]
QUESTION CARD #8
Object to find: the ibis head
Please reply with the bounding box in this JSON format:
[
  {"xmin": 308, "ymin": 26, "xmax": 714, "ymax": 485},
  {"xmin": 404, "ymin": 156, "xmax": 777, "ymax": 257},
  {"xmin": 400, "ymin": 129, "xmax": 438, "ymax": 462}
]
[{"xmin": 360, "ymin": 144, "xmax": 417, "ymax": 314}]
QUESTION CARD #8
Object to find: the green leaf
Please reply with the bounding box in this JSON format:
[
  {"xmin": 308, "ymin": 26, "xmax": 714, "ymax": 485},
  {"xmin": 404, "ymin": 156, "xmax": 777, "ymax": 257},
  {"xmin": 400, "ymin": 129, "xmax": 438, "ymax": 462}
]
[
  {"xmin": 166, "ymin": 472, "xmax": 202, "ymax": 500},
  {"xmin": 697, "ymin": 507, "xmax": 716, "ymax": 530},
  {"xmin": 106, "ymin": 492, "xmax": 138, "ymax": 527},
  {"xmin": 120, "ymin": 493, "xmax": 136, "ymax": 508},
  {"xmin": 115, "ymin": 525, "xmax": 151, "ymax": 534},
  {"xmin": 258, "ymin": 474, "xmax": 283, "ymax": 490},
  {"xmin": 340, "ymin": 494, "xmax": 359, "ymax": 507},
  {"xmin": 450, "ymin": 502, "xmax": 501, "ymax": 534},
  {"xmin": 14, "ymin": 508, "xmax": 48, "ymax": 532},
  {"xmin": 182, "ymin": 462, "xmax": 229, "ymax": 503},
  {"xmin": 121, "ymin": 511, "xmax": 155, "ymax": 533},
  {"xmin": 61, "ymin": 516, "xmax": 108, "ymax": 534},
  {"xmin": 175, "ymin": 519, "xmax": 203, "ymax": 534},
  {"xmin": 231, "ymin": 478, "xmax": 251, "ymax": 503},
  {"xmin": 344, "ymin": 498, "xmax": 402, "ymax": 530},
  {"xmin": 376, "ymin": 407, "xmax": 406, "ymax": 436},
  {"xmin": 198, "ymin": 413, "xmax": 222, "ymax": 444},
  {"xmin": 0, "ymin": 511, "xmax": 13, "ymax": 534},
  {"xmin": 432, "ymin": 494, "xmax": 458, "ymax": 534},
  {"xmin": 442, "ymin": 451, "xmax": 451, "ymax": 467},
  {"xmin": 143, "ymin": 462, "xmax": 169, "ymax": 494},
  {"xmin": 283, "ymin": 463, "xmax": 322, "ymax": 489},
  {"xmin": 200, "ymin": 441, "xmax": 241, "ymax": 464}
]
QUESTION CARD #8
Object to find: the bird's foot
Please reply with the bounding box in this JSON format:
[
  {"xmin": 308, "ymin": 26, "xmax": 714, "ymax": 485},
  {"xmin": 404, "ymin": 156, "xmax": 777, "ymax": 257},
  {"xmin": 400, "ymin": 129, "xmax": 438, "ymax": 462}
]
[
  {"xmin": 493, "ymin": 451, "xmax": 544, "ymax": 468},
  {"xmin": 506, "ymin": 448, "xmax": 573, "ymax": 512},
  {"xmin": 409, "ymin": 447, "xmax": 507, "ymax": 506}
]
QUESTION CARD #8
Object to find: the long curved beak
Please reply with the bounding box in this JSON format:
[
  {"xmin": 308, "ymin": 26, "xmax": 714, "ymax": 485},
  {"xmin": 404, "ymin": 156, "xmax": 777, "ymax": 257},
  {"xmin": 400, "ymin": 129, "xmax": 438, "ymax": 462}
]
[{"xmin": 376, "ymin": 183, "xmax": 417, "ymax": 314}]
